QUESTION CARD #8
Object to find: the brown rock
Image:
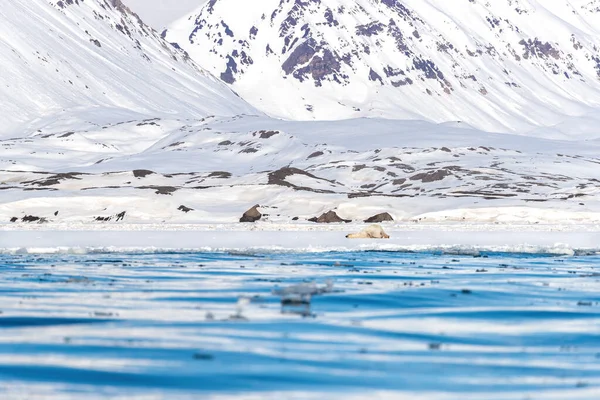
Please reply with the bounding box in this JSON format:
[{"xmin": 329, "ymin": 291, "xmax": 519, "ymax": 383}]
[
  {"xmin": 240, "ymin": 205, "xmax": 262, "ymax": 223},
  {"xmin": 309, "ymin": 211, "xmax": 351, "ymax": 223},
  {"xmin": 364, "ymin": 212, "xmax": 394, "ymax": 223}
]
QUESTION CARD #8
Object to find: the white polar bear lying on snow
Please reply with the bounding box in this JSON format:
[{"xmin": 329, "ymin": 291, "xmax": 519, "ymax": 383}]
[{"xmin": 346, "ymin": 224, "xmax": 390, "ymax": 239}]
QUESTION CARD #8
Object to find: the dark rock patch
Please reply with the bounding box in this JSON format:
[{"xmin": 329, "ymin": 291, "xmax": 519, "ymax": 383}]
[
  {"xmin": 410, "ymin": 169, "xmax": 452, "ymax": 183},
  {"xmin": 22, "ymin": 215, "xmax": 47, "ymax": 224},
  {"xmin": 178, "ymin": 205, "xmax": 193, "ymax": 213},
  {"xmin": 349, "ymin": 193, "xmax": 412, "ymax": 199},
  {"xmin": 208, "ymin": 171, "xmax": 232, "ymax": 179},
  {"xmin": 308, "ymin": 211, "xmax": 351, "ymax": 223},
  {"xmin": 268, "ymin": 167, "xmax": 336, "ymax": 193},
  {"xmin": 240, "ymin": 205, "xmax": 261, "ymax": 223},
  {"xmin": 221, "ymin": 55, "xmax": 238, "ymax": 84},
  {"xmin": 138, "ymin": 186, "xmax": 178, "ymax": 195},
  {"xmin": 356, "ymin": 21, "xmax": 385, "ymax": 37},
  {"xmin": 25, "ymin": 172, "xmax": 83, "ymax": 186},
  {"xmin": 282, "ymin": 40, "xmax": 317, "ymax": 74},
  {"xmin": 133, "ymin": 169, "xmax": 154, "ymax": 178},
  {"xmin": 95, "ymin": 211, "xmax": 126, "ymax": 222},
  {"xmin": 136, "ymin": 121, "xmax": 159, "ymax": 127},
  {"xmin": 364, "ymin": 213, "xmax": 394, "ymax": 223},
  {"xmin": 519, "ymin": 38, "xmax": 560, "ymax": 60},
  {"xmin": 308, "ymin": 151, "xmax": 324, "ymax": 159},
  {"xmin": 32, "ymin": 179, "xmax": 61, "ymax": 186},
  {"xmin": 347, "ymin": 192, "xmax": 372, "ymax": 199},
  {"xmin": 369, "ymin": 68, "xmax": 383, "ymax": 84},
  {"xmin": 452, "ymin": 191, "xmax": 517, "ymax": 198},
  {"xmin": 257, "ymin": 130, "xmax": 279, "ymax": 139},
  {"xmin": 10, "ymin": 217, "xmax": 18, "ymax": 223},
  {"xmin": 390, "ymin": 163, "xmax": 415, "ymax": 172}
]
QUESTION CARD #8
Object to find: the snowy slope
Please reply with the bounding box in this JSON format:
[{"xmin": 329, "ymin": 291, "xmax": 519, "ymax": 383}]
[
  {"xmin": 2, "ymin": 114, "xmax": 600, "ymax": 225},
  {"xmin": 166, "ymin": 0, "xmax": 600, "ymax": 133},
  {"xmin": 0, "ymin": 0, "xmax": 257, "ymax": 137}
]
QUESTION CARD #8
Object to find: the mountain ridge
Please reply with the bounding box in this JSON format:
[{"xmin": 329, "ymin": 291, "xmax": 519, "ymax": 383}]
[{"xmin": 165, "ymin": 0, "xmax": 600, "ymax": 135}]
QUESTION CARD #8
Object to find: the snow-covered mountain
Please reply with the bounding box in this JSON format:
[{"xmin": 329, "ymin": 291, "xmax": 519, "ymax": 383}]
[
  {"xmin": 2, "ymin": 0, "xmax": 600, "ymax": 226},
  {"xmin": 166, "ymin": 0, "xmax": 600, "ymax": 134},
  {"xmin": 0, "ymin": 0, "xmax": 256, "ymax": 137},
  {"xmin": 2, "ymin": 113, "xmax": 600, "ymax": 224}
]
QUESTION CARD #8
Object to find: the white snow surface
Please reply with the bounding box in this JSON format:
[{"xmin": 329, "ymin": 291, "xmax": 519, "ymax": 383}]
[
  {"xmin": 0, "ymin": 0, "xmax": 256, "ymax": 137},
  {"xmin": 166, "ymin": 0, "xmax": 600, "ymax": 134},
  {"xmin": 2, "ymin": 224, "xmax": 600, "ymax": 255},
  {"xmin": 2, "ymin": 114, "xmax": 600, "ymax": 226}
]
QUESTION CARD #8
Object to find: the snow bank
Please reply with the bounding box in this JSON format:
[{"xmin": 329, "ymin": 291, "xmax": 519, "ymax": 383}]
[{"xmin": 2, "ymin": 225, "xmax": 599, "ymax": 255}]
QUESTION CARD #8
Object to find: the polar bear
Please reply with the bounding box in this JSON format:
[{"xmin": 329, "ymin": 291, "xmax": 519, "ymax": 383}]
[{"xmin": 346, "ymin": 224, "xmax": 390, "ymax": 239}]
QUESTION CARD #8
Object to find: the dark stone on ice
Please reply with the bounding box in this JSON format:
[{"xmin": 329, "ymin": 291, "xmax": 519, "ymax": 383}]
[
  {"xmin": 364, "ymin": 212, "xmax": 394, "ymax": 223},
  {"xmin": 240, "ymin": 205, "xmax": 261, "ymax": 223},
  {"xmin": 309, "ymin": 211, "xmax": 351, "ymax": 223},
  {"xmin": 22, "ymin": 215, "xmax": 47, "ymax": 223}
]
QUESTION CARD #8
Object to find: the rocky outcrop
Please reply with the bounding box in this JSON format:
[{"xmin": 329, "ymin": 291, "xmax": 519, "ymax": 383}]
[
  {"xmin": 133, "ymin": 169, "xmax": 155, "ymax": 178},
  {"xmin": 94, "ymin": 211, "xmax": 126, "ymax": 222},
  {"xmin": 364, "ymin": 212, "xmax": 394, "ymax": 223},
  {"xmin": 308, "ymin": 211, "xmax": 351, "ymax": 223},
  {"xmin": 240, "ymin": 205, "xmax": 261, "ymax": 222},
  {"xmin": 178, "ymin": 205, "xmax": 193, "ymax": 213},
  {"xmin": 167, "ymin": 0, "xmax": 600, "ymax": 131}
]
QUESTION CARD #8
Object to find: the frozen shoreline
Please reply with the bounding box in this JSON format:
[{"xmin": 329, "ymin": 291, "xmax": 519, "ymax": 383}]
[{"xmin": 1, "ymin": 223, "xmax": 600, "ymax": 255}]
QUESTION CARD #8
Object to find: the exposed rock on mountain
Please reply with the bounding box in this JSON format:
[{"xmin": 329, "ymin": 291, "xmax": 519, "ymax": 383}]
[{"xmin": 166, "ymin": 0, "xmax": 600, "ymax": 133}]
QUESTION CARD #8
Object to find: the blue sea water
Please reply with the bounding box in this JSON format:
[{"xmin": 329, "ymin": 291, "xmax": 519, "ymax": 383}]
[{"xmin": 0, "ymin": 251, "xmax": 599, "ymax": 399}]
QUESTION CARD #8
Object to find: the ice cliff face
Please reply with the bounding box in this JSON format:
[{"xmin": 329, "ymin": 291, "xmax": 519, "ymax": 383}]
[
  {"xmin": 0, "ymin": 0, "xmax": 256, "ymax": 136},
  {"xmin": 166, "ymin": 0, "xmax": 600, "ymax": 133}
]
